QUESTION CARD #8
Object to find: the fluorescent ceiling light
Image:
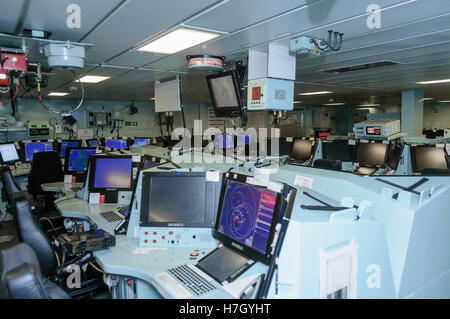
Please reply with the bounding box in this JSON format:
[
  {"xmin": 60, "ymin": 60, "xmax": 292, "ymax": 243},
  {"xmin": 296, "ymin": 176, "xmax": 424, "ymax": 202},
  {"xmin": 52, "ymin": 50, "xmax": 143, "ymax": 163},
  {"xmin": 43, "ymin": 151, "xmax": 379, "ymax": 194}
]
[
  {"xmin": 137, "ymin": 27, "xmax": 221, "ymax": 54},
  {"xmin": 77, "ymin": 75, "xmax": 110, "ymax": 83},
  {"xmin": 150, "ymin": 97, "xmax": 155, "ymax": 100},
  {"xmin": 415, "ymin": 79, "xmax": 450, "ymax": 85},
  {"xmin": 298, "ymin": 91, "xmax": 333, "ymax": 96},
  {"xmin": 48, "ymin": 92, "xmax": 68, "ymax": 96},
  {"xmin": 359, "ymin": 103, "xmax": 380, "ymax": 107},
  {"xmin": 323, "ymin": 103, "xmax": 345, "ymax": 106},
  {"xmin": 294, "ymin": 101, "xmax": 303, "ymax": 104},
  {"xmin": 438, "ymin": 100, "xmax": 450, "ymax": 103},
  {"xmin": 420, "ymin": 98, "xmax": 434, "ymax": 102}
]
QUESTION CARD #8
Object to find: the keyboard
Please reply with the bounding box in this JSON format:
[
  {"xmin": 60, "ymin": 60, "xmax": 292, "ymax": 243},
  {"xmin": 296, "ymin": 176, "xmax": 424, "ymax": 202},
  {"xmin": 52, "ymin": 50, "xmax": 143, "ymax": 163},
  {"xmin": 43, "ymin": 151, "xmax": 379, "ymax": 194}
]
[
  {"xmin": 100, "ymin": 210, "xmax": 123, "ymax": 222},
  {"xmin": 167, "ymin": 265, "xmax": 216, "ymax": 296}
]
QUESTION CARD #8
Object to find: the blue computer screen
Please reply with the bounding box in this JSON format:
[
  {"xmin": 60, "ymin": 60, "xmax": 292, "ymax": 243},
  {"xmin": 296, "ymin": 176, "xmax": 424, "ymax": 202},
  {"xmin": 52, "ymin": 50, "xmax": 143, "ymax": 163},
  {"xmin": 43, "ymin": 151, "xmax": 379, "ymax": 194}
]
[
  {"xmin": 60, "ymin": 140, "xmax": 80, "ymax": 157},
  {"xmin": 105, "ymin": 139, "xmax": 128, "ymax": 150},
  {"xmin": 218, "ymin": 180, "xmax": 277, "ymax": 254},
  {"xmin": 237, "ymin": 135, "xmax": 251, "ymax": 146},
  {"xmin": 93, "ymin": 157, "xmax": 132, "ymax": 189},
  {"xmin": 67, "ymin": 148, "xmax": 97, "ymax": 172},
  {"xmin": 0, "ymin": 143, "xmax": 19, "ymax": 162},
  {"xmin": 24, "ymin": 142, "xmax": 53, "ymax": 161},
  {"xmin": 134, "ymin": 139, "xmax": 149, "ymax": 147},
  {"xmin": 87, "ymin": 139, "xmax": 99, "ymax": 147},
  {"xmin": 218, "ymin": 135, "xmax": 234, "ymax": 149}
]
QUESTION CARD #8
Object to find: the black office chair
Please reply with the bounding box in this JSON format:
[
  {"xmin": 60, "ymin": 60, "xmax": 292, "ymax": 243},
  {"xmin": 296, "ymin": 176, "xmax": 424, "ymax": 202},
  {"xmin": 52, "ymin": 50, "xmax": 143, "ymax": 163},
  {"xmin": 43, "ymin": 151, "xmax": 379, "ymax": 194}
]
[
  {"xmin": 313, "ymin": 159, "xmax": 343, "ymax": 171},
  {"xmin": 1, "ymin": 166, "xmax": 22, "ymax": 214},
  {"xmin": 28, "ymin": 151, "xmax": 64, "ymax": 197},
  {"xmin": 0, "ymin": 243, "xmax": 70, "ymax": 299}
]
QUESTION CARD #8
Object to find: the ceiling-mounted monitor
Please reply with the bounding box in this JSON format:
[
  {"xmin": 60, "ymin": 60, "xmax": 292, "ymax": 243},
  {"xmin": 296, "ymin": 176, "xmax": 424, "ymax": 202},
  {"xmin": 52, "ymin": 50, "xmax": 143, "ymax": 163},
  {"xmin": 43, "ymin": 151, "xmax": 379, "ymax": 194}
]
[{"xmin": 206, "ymin": 70, "xmax": 244, "ymax": 118}]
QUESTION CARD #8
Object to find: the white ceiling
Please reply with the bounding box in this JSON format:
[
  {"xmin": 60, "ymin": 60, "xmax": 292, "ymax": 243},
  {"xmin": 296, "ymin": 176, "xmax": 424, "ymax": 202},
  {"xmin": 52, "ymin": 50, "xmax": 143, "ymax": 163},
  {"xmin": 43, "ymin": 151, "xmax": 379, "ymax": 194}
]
[{"xmin": 2, "ymin": 0, "xmax": 450, "ymax": 107}]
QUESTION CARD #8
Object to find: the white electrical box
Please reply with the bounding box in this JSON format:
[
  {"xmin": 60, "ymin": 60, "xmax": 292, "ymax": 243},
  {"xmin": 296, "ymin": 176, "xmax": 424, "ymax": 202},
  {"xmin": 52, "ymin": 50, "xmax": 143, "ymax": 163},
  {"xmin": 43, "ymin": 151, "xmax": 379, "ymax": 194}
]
[
  {"xmin": 444, "ymin": 129, "xmax": 450, "ymax": 138},
  {"xmin": 247, "ymin": 77, "xmax": 294, "ymax": 111},
  {"xmin": 353, "ymin": 119, "xmax": 401, "ymax": 139}
]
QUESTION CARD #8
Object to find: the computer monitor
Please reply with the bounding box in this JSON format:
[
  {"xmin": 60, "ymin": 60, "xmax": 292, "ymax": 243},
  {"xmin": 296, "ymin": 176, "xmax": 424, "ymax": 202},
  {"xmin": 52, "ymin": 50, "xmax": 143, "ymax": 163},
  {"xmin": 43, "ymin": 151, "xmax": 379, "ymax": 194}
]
[
  {"xmin": 140, "ymin": 155, "xmax": 165, "ymax": 170},
  {"xmin": 354, "ymin": 142, "xmax": 390, "ymax": 168},
  {"xmin": 134, "ymin": 138, "xmax": 150, "ymax": 147},
  {"xmin": 387, "ymin": 145, "xmax": 403, "ymax": 170},
  {"xmin": 59, "ymin": 140, "xmax": 82, "ymax": 157},
  {"xmin": 24, "ymin": 142, "xmax": 53, "ymax": 162},
  {"xmin": 213, "ymin": 174, "xmax": 282, "ymax": 264},
  {"xmin": 291, "ymin": 139, "xmax": 314, "ymax": 161},
  {"xmin": 322, "ymin": 141, "xmax": 355, "ymax": 162},
  {"xmin": 88, "ymin": 155, "xmax": 133, "ymax": 191},
  {"xmin": 64, "ymin": 147, "xmax": 97, "ymax": 173},
  {"xmin": 236, "ymin": 135, "xmax": 251, "ymax": 146},
  {"xmin": 0, "ymin": 143, "xmax": 20, "ymax": 164},
  {"xmin": 206, "ymin": 70, "xmax": 244, "ymax": 118},
  {"xmin": 217, "ymin": 135, "xmax": 234, "ymax": 149},
  {"xmin": 87, "ymin": 139, "xmax": 99, "ymax": 147},
  {"xmin": 411, "ymin": 146, "xmax": 448, "ymax": 172},
  {"xmin": 105, "ymin": 139, "xmax": 128, "ymax": 150},
  {"xmin": 140, "ymin": 172, "xmax": 222, "ymax": 228}
]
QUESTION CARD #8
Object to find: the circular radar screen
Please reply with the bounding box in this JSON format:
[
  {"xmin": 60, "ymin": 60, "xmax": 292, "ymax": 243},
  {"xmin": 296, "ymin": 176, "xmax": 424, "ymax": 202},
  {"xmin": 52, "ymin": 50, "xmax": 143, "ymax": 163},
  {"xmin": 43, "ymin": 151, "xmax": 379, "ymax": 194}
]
[{"xmin": 219, "ymin": 180, "xmax": 277, "ymax": 253}]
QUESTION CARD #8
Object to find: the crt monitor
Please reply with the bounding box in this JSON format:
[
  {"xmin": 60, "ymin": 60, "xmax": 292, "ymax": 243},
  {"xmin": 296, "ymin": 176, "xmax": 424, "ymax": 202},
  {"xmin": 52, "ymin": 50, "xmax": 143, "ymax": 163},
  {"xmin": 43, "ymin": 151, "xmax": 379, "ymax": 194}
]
[
  {"xmin": 411, "ymin": 146, "xmax": 449, "ymax": 172},
  {"xmin": 0, "ymin": 143, "xmax": 20, "ymax": 164},
  {"xmin": 60, "ymin": 140, "xmax": 82, "ymax": 157},
  {"xmin": 213, "ymin": 174, "xmax": 282, "ymax": 264},
  {"xmin": 24, "ymin": 142, "xmax": 53, "ymax": 162},
  {"xmin": 88, "ymin": 155, "xmax": 133, "ymax": 192},
  {"xmin": 87, "ymin": 139, "xmax": 99, "ymax": 147},
  {"xmin": 105, "ymin": 139, "xmax": 128, "ymax": 150},
  {"xmin": 322, "ymin": 141, "xmax": 355, "ymax": 162},
  {"xmin": 134, "ymin": 138, "xmax": 150, "ymax": 147},
  {"xmin": 140, "ymin": 172, "xmax": 222, "ymax": 228},
  {"xmin": 206, "ymin": 70, "xmax": 244, "ymax": 118},
  {"xmin": 64, "ymin": 147, "xmax": 97, "ymax": 173},
  {"xmin": 291, "ymin": 139, "xmax": 313, "ymax": 161},
  {"xmin": 355, "ymin": 142, "xmax": 390, "ymax": 167}
]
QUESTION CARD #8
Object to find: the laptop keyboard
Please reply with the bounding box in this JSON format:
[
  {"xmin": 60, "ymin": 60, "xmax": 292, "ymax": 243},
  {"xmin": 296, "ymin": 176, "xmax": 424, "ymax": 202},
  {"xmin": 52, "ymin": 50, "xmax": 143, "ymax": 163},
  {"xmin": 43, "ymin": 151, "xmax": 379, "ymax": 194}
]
[
  {"xmin": 168, "ymin": 265, "xmax": 216, "ymax": 296},
  {"xmin": 100, "ymin": 211, "xmax": 123, "ymax": 222}
]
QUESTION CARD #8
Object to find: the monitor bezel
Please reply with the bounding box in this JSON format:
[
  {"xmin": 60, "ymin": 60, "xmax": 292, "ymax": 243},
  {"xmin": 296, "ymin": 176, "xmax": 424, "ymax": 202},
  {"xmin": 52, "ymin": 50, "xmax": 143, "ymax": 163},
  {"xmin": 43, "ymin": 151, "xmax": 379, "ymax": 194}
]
[
  {"xmin": 59, "ymin": 139, "xmax": 82, "ymax": 158},
  {"xmin": 206, "ymin": 70, "xmax": 244, "ymax": 118},
  {"xmin": 354, "ymin": 142, "xmax": 390, "ymax": 168},
  {"xmin": 88, "ymin": 154, "xmax": 134, "ymax": 193},
  {"xmin": 139, "ymin": 171, "xmax": 220, "ymax": 228},
  {"xmin": 23, "ymin": 141, "xmax": 54, "ymax": 162},
  {"xmin": 0, "ymin": 142, "xmax": 20, "ymax": 164},
  {"xmin": 213, "ymin": 173, "xmax": 283, "ymax": 265},
  {"xmin": 64, "ymin": 147, "xmax": 97, "ymax": 174}
]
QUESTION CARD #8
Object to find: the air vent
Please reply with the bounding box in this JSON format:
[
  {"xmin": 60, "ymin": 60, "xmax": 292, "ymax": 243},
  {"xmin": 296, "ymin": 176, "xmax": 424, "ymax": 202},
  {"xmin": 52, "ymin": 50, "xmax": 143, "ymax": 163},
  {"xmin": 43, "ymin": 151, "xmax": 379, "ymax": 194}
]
[{"xmin": 321, "ymin": 61, "xmax": 401, "ymax": 74}]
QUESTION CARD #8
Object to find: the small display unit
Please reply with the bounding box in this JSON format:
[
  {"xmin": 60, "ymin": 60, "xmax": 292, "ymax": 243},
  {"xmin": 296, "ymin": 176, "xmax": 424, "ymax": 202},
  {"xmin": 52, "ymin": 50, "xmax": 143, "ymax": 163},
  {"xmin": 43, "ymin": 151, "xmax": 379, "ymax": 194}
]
[
  {"xmin": 139, "ymin": 171, "xmax": 223, "ymax": 248},
  {"xmin": 86, "ymin": 139, "xmax": 99, "ymax": 147},
  {"xmin": 206, "ymin": 70, "xmax": 244, "ymax": 118},
  {"xmin": 64, "ymin": 147, "xmax": 97, "ymax": 183},
  {"xmin": 133, "ymin": 138, "xmax": 150, "ymax": 147},
  {"xmin": 354, "ymin": 142, "xmax": 390, "ymax": 168},
  {"xmin": 0, "ymin": 142, "xmax": 20, "ymax": 164},
  {"xmin": 59, "ymin": 140, "xmax": 82, "ymax": 158},
  {"xmin": 140, "ymin": 155, "xmax": 167, "ymax": 170},
  {"xmin": 104, "ymin": 139, "xmax": 128, "ymax": 150},
  {"xmin": 216, "ymin": 135, "xmax": 234, "ymax": 150},
  {"xmin": 24, "ymin": 142, "xmax": 53, "ymax": 162},
  {"xmin": 88, "ymin": 155, "xmax": 133, "ymax": 204},
  {"xmin": 410, "ymin": 145, "xmax": 449, "ymax": 173}
]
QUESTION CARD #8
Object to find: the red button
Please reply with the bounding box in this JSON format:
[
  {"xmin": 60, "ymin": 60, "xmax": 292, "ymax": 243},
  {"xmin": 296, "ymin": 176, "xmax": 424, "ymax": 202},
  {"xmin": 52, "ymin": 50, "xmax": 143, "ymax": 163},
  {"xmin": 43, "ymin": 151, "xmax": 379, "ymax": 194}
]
[
  {"xmin": 162, "ymin": 236, "xmax": 165, "ymax": 239},
  {"xmin": 127, "ymin": 280, "xmax": 132, "ymax": 286},
  {"xmin": 169, "ymin": 232, "xmax": 173, "ymax": 235},
  {"xmin": 153, "ymin": 232, "xmax": 157, "ymax": 235},
  {"xmin": 144, "ymin": 240, "xmax": 148, "ymax": 243},
  {"xmin": 145, "ymin": 232, "xmax": 148, "ymax": 235},
  {"xmin": 153, "ymin": 240, "xmax": 156, "ymax": 243}
]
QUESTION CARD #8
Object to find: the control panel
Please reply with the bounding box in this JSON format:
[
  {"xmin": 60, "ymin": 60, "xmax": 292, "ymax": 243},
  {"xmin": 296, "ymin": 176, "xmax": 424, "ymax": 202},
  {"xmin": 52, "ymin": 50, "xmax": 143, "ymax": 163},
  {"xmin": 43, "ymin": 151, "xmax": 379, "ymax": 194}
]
[
  {"xmin": 139, "ymin": 227, "xmax": 216, "ymax": 248},
  {"xmin": 354, "ymin": 119, "xmax": 401, "ymax": 139},
  {"xmin": 27, "ymin": 121, "xmax": 50, "ymax": 137},
  {"xmin": 247, "ymin": 77, "xmax": 294, "ymax": 111}
]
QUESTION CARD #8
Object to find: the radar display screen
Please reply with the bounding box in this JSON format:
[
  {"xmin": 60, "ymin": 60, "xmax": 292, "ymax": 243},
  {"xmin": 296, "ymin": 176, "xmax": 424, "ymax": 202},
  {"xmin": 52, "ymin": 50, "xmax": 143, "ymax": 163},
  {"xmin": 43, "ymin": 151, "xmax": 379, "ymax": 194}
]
[
  {"xmin": 217, "ymin": 180, "xmax": 277, "ymax": 254},
  {"xmin": 67, "ymin": 148, "xmax": 97, "ymax": 172}
]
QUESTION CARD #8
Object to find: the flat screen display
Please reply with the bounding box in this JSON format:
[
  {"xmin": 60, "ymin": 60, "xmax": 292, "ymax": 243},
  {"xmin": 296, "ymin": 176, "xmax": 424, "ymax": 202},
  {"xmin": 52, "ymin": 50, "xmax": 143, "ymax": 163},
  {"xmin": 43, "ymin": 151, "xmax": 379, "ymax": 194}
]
[
  {"xmin": 209, "ymin": 75, "xmax": 239, "ymax": 108},
  {"xmin": 134, "ymin": 138, "xmax": 150, "ymax": 147},
  {"xmin": 0, "ymin": 143, "xmax": 19, "ymax": 163},
  {"xmin": 93, "ymin": 157, "xmax": 132, "ymax": 189},
  {"xmin": 412, "ymin": 147, "xmax": 448, "ymax": 172},
  {"xmin": 60, "ymin": 140, "xmax": 81, "ymax": 157},
  {"xmin": 217, "ymin": 135, "xmax": 234, "ymax": 149},
  {"xmin": 67, "ymin": 148, "xmax": 97, "ymax": 172},
  {"xmin": 217, "ymin": 180, "xmax": 277, "ymax": 254},
  {"xmin": 24, "ymin": 142, "xmax": 53, "ymax": 161},
  {"xmin": 355, "ymin": 143, "xmax": 389, "ymax": 167},
  {"xmin": 322, "ymin": 141, "xmax": 355, "ymax": 162},
  {"xmin": 105, "ymin": 139, "xmax": 128, "ymax": 150},
  {"xmin": 87, "ymin": 139, "xmax": 99, "ymax": 147}
]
